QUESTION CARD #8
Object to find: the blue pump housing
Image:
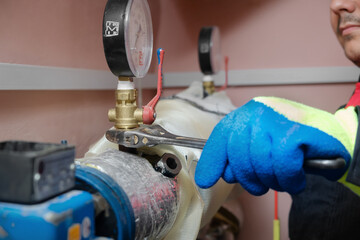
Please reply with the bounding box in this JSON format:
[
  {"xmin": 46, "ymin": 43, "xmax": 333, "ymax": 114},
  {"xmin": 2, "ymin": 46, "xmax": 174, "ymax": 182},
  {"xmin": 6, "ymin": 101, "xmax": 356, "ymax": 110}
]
[
  {"xmin": 0, "ymin": 190, "xmax": 95, "ymax": 240},
  {"xmin": 0, "ymin": 166, "xmax": 135, "ymax": 240},
  {"xmin": 75, "ymin": 165, "xmax": 135, "ymax": 240}
]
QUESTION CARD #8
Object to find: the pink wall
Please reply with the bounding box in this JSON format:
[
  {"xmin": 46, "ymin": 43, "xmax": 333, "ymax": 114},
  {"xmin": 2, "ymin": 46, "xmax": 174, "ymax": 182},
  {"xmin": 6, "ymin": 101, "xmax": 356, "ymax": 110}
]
[
  {"xmin": 0, "ymin": 0, "xmax": 109, "ymax": 70},
  {"xmin": 0, "ymin": 89, "xmax": 156, "ymax": 157},
  {"xmin": 0, "ymin": 0, "xmax": 353, "ymax": 72},
  {"xmin": 149, "ymin": 0, "xmax": 352, "ymax": 72},
  {"xmin": 0, "ymin": 91, "xmax": 114, "ymax": 156}
]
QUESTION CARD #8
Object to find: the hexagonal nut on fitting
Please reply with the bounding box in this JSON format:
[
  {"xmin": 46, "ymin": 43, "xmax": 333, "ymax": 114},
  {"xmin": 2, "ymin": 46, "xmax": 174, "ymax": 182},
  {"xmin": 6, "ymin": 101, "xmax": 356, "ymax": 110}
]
[{"xmin": 155, "ymin": 153, "xmax": 182, "ymax": 178}]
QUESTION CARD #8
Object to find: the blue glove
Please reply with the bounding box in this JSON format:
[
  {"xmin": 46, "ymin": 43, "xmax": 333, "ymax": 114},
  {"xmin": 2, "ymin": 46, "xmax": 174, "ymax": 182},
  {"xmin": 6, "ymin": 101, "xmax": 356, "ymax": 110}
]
[{"xmin": 195, "ymin": 97, "xmax": 352, "ymax": 195}]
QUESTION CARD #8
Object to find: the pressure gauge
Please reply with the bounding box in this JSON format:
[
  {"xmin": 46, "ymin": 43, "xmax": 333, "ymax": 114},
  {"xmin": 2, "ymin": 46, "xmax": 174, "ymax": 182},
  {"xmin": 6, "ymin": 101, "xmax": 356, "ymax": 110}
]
[
  {"xmin": 198, "ymin": 26, "xmax": 222, "ymax": 75},
  {"xmin": 103, "ymin": 0, "xmax": 153, "ymax": 78}
]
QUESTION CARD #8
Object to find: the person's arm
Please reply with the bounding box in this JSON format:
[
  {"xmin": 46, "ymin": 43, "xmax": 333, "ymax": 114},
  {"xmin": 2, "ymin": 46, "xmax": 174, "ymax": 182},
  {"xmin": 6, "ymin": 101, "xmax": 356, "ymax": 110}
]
[{"xmin": 195, "ymin": 96, "xmax": 354, "ymax": 195}]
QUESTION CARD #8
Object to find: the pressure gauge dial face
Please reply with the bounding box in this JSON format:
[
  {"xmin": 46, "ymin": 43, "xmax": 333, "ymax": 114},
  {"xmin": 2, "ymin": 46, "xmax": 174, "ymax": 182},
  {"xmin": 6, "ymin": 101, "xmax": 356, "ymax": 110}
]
[
  {"xmin": 198, "ymin": 26, "xmax": 222, "ymax": 75},
  {"xmin": 125, "ymin": 0, "xmax": 153, "ymax": 78},
  {"xmin": 103, "ymin": 0, "xmax": 153, "ymax": 78}
]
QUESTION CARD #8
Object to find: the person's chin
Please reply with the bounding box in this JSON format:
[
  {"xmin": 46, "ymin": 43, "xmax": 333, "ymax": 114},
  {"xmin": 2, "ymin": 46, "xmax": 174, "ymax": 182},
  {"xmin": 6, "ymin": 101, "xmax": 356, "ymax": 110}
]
[{"xmin": 343, "ymin": 36, "xmax": 360, "ymax": 65}]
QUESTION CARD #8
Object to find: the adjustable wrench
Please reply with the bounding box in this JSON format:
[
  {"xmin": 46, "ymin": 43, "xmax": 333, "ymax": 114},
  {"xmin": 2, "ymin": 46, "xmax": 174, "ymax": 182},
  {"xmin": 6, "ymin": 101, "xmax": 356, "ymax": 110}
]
[{"xmin": 106, "ymin": 124, "xmax": 346, "ymax": 170}]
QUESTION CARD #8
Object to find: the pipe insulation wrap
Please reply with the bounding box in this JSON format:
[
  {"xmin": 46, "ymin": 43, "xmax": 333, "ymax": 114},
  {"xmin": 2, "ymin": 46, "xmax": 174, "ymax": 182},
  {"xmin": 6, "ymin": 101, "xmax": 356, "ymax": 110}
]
[{"xmin": 76, "ymin": 149, "xmax": 180, "ymax": 240}]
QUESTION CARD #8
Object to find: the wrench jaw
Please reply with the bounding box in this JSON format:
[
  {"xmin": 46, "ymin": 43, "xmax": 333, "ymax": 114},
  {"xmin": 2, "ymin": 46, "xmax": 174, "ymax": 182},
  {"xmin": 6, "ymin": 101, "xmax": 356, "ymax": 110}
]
[
  {"xmin": 106, "ymin": 125, "xmax": 207, "ymax": 149},
  {"xmin": 106, "ymin": 129, "xmax": 145, "ymax": 149},
  {"xmin": 106, "ymin": 128, "xmax": 183, "ymax": 179},
  {"xmin": 106, "ymin": 127, "xmax": 159, "ymax": 149}
]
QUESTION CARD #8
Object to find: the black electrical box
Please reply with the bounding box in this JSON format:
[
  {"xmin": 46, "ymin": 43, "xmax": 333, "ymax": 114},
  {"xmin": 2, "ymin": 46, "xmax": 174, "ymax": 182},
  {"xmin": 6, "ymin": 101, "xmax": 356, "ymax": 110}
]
[{"xmin": 0, "ymin": 141, "xmax": 76, "ymax": 204}]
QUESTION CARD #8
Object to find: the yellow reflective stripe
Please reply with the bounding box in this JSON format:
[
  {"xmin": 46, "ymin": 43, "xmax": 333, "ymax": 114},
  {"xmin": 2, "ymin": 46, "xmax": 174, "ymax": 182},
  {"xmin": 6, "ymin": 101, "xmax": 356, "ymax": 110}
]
[
  {"xmin": 338, "ymin": 171, "xmax": 360, "ymax": 196},
  {"xmin": 273, "ymin": 219, "xmax": 280, "ymax": 240},
  {"xmin": 254, "ymin": 96, "xmax": 354, "ymax": 154},
  {"xmin": 334, "ymin": 106, "xmax": 358, "ymax": 157},
  {"xmin": 335, "ymin": 107, "xmax": 360, "ymax": 196}
]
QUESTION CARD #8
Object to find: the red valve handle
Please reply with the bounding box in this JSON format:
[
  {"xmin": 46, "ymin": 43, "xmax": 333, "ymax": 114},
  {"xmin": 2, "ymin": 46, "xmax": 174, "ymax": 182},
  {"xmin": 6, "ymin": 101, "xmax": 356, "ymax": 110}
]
[
  {"xmin": 143, "ymin": 48, "xmax": 164, "ymax": 124},
  {"xmin": 219, "ymin": 56, "xmax": 229, "ymax": 91}
]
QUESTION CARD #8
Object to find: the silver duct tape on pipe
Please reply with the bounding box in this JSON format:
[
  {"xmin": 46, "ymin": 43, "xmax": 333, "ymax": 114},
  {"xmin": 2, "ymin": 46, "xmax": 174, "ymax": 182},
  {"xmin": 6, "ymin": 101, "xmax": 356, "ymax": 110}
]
[{"xmin": 76, "ymin": 149, "xmax": 180, "ymax": 240}]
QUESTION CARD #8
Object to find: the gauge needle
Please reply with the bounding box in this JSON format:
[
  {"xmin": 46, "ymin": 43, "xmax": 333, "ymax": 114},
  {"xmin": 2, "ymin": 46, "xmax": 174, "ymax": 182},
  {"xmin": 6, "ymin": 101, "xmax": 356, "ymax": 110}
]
[{"xmin": 134, "ymin": 24, "xmax": 142, "ymax": 47}]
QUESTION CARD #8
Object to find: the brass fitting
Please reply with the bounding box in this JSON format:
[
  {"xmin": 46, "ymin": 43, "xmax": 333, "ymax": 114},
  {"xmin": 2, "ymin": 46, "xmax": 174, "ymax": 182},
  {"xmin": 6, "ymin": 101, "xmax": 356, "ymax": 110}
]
[
  {"xmin": 108, "ymin": 77, "xmax": 143, "ymax": 129},
  {"xmin": 203, "ymin": 80, "xmax": 215, "ymax": 96}
]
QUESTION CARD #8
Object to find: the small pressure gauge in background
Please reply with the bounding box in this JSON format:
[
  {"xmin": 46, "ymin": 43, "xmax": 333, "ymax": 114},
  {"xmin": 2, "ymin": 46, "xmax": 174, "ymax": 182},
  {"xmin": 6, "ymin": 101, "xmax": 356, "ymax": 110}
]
[
  {"xmin": 103, "ymin": 0, "xmax": 153, "ymax": 78},
  {"xmin": 198, "ymin": 26, "xmax": 222, "ymax": 75}
]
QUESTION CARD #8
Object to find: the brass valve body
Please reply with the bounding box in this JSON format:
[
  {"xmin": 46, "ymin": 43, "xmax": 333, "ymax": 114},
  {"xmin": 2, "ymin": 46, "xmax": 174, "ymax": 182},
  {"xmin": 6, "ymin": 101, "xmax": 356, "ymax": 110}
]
[
  {"xmin": 108, "ymin": 88, "xmax": 143, "ymax": 129},
  {"xmin": 203, "ymin": 81, "xmax": 215, "ymax": 96}
]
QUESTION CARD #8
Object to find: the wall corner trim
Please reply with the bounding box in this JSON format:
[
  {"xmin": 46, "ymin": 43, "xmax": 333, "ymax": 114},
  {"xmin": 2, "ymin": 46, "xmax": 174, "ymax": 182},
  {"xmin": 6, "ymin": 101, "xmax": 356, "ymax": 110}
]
[
  {"xmin": 162, "ymin": 66, "xmax": 360, "ymax": 87},
  {"xmin": 0, "ymin": 63, "xmax": 358, "ymax": 90}
]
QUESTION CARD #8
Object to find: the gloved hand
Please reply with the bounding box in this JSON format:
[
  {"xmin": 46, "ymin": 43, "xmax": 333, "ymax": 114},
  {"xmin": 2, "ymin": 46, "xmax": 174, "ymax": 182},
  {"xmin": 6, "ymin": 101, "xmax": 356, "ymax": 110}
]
[{"xmin": 195, "ymin": 97, "xmax": 352, "ymax": 196}]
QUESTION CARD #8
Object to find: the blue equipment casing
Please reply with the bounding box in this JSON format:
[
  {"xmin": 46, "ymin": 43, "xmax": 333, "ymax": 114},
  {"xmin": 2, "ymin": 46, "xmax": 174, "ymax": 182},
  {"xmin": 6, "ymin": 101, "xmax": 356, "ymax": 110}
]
[
  {"xmin": 75, "ymin": 165, "xmax": 135, "ymax": 240},
  {"xmin": 0, "ymin": 190, "xmax": 94, "ymax": 240}
]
